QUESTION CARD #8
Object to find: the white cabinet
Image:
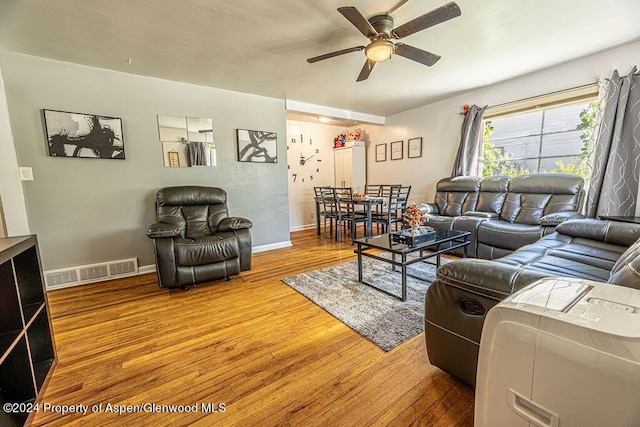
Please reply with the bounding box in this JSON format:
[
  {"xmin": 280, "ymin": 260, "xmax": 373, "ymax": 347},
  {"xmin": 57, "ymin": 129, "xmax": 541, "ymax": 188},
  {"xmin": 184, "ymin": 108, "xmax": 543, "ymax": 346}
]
[{"xmin": 334, "ymin": 145, "xmax": 366, "ymax": 189}]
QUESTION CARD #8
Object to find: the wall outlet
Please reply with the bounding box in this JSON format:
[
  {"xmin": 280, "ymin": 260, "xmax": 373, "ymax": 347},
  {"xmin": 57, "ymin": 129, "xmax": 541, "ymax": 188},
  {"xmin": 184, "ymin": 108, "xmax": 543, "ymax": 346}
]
[{"xmin": 310, "ymin": 212, "xmax": 315, "ymax": 219}]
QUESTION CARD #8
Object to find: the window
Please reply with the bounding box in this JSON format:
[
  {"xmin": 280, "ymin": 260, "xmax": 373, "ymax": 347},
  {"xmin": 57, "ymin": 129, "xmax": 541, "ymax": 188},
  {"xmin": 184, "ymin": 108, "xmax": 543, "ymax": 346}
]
[{"xmin": 481, "ymin": 98, "xmax": 598, "ymax": 178}]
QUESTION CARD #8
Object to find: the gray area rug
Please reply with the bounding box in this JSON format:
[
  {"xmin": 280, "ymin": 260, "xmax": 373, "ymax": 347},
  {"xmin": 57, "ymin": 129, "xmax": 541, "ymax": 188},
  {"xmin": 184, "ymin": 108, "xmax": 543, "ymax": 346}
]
[{"xmin": 282, "ymin": 254, "xmax": 437, "ymax": 351}]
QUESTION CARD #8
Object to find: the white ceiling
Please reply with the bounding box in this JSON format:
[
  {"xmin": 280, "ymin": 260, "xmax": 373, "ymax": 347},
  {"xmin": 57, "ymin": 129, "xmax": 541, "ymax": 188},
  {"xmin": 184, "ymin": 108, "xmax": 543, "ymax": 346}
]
[{"xmin": 1, "ymin": 0, "xmax": 640, "ymax": 119}]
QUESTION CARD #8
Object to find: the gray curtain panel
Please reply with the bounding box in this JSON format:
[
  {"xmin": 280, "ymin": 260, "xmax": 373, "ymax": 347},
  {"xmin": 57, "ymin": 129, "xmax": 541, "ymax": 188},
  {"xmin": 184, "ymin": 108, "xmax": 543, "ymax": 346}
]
[
  {"xmin": 451, "ymin": 104, "xmax": 487, "ymax": 176},
  {"xmin": 187, "ymin": 141, "xmax": 209, "ymax": 166},
  {"xmin": 583, "ymin": 68, "xmax": 640, "ymax": 218}
]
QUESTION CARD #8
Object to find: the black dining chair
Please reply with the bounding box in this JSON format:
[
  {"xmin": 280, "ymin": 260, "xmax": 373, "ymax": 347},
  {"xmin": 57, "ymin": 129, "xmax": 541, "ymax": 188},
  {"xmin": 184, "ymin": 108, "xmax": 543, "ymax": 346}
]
[
  {"xmin": 318, "ymin": 187, "xmax": 338, "ymax": 240},
  {"xmin": 364, "ymin": 184, "xmax": 382, "ymax": 197},
  {"xmin": 314, "ymin": 186, "xmax": 334, "ymax": 235},
  {"xmin": 372, "ymin": 185, "xmax": 412, "ymax": 233},
  {"xmin": 334, "ymin": 187, "xmax": 356, "ymax": 242}
]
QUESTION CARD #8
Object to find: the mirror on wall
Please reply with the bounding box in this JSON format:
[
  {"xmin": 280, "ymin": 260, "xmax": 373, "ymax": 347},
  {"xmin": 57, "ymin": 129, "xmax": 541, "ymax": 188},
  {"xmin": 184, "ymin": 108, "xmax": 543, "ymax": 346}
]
[{"xmin": 158, "ymin": 115, "xmax": 216, "ymax": 167}]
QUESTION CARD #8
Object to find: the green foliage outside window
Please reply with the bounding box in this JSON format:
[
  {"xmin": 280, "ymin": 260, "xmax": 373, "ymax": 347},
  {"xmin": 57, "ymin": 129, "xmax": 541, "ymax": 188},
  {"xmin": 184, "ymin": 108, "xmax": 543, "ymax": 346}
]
[{"xmin": 481, "ymin": 101, "xmax": 597, "ymax": 178}]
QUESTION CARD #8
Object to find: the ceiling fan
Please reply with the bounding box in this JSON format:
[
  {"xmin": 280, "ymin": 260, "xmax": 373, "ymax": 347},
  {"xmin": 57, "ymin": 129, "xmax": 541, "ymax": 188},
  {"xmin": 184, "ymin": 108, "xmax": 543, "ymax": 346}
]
[{"xmin": 307, "ymin": 1, "xmax": 461, "ymax": 81}]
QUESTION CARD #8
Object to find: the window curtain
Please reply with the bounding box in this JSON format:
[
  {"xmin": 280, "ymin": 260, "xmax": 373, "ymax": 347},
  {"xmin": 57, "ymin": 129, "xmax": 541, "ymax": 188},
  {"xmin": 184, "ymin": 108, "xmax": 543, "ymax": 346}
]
[
  {"xmin": 451, "ymin": 104, "xmax": 487, "ymax": 176},
  {"xmin": 583, "ymin": 68, "xmax": 640, "ymax": 218}
]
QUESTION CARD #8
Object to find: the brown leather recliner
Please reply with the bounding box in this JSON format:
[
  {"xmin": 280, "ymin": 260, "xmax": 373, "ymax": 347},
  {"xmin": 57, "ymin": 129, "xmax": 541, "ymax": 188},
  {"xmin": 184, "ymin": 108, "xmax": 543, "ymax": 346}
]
[{"xmin": 146, "ymin": 186, "xmax": 252, "ymax": 290}]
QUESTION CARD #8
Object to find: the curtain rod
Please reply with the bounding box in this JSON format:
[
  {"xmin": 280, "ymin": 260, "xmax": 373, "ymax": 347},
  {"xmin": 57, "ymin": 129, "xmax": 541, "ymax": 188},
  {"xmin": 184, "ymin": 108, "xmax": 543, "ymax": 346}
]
[{"xmin": 487, "ymin": 82, "xmax": 598, "ymax": 110}]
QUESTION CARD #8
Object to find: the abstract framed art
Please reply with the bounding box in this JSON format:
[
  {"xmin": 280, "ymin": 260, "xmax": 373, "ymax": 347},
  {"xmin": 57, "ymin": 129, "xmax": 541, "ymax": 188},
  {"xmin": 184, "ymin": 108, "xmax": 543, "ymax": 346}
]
[
  {"xmin": 390, "ymin": 140, "xmax": 403, "ymax": 160},
  {"xmin": 43, "ymin": 109, "xmax": 125, "ymax": 159},
  {"xmin": 408, "ymin": 137, "xmax": 423, "ymax": 158},
  {"xmin": 236, "ymin": 129, "xmax": 278, "ymax": 163}
]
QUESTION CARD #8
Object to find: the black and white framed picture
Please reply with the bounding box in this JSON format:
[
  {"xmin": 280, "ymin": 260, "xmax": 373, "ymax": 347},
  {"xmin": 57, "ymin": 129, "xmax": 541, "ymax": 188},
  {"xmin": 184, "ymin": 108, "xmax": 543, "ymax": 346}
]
[
  {"xmin": 390, "ymin": 140, "xmax": 403, "ymax": 160},
  {"xmin": 236, "ymin": 129, "xmax": 278, "ymax": 163},
  {"xmin": 408, "ymin": 137, "xmax": 423, "ymax": 158},
  {"xmin": 375, "ymin": 143, "xmax": 387, "ymax": 162},
  {"xmin": 43, "ymin": 109, "xmax": 125, "ymax": 159}
]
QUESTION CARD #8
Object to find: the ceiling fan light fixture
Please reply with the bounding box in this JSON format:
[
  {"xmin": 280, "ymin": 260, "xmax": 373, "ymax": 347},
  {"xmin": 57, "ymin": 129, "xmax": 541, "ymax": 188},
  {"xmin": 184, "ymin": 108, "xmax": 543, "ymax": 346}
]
[{"xmin": 365, "ymin": 39, "xmax": 394, "ymax": 62}]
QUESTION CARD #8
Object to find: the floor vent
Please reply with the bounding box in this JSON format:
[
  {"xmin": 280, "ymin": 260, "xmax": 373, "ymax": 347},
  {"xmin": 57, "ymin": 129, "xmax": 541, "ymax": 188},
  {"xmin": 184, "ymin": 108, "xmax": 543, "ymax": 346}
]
[{"xmin": 45, "ymin": 258, "xmax": 138, "ymax": 290}]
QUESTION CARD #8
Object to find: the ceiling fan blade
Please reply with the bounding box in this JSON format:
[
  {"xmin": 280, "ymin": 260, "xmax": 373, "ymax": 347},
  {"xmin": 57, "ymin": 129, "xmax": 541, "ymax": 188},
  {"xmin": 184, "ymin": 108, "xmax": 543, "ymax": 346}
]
[
  {"xmin": 388, "ymin": 0, "xmax": 410, "ymax": 14},
  {"xmin": 395, "ymin": 43, "xmax": 441, "ymax": 66},
  {"xmin": 338, "ymin": 6, "xmax": 378, "ymax": 38},
  {"xmin": 392, "ymin": 1, "xmax": 461, "ymax": 39},
  {"xmin": 356, "ymin": 59, "xmax": 376, "ymax": 82},
  {"xmin": 307, "ymin": 46, "xmax": 365, "ymax": 63}
]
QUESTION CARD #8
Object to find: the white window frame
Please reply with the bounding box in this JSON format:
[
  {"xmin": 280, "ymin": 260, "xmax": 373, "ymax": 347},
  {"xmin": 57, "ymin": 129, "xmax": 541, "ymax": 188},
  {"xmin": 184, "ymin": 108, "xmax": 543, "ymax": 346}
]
[{"xmin": 481, "ymin": 84, "xmax": 599, "ymax": 177}]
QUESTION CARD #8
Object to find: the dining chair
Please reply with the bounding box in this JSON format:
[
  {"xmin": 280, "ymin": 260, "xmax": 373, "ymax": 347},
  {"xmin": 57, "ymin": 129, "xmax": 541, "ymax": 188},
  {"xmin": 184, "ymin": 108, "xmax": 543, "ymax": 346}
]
[
  {"xmin": 372, "ymin": 185, "xmax": 412, "ymax": 233},
  {"xmin": 314, "ymin": 186, "xmax": 333, "ymax": 235},
  {"xmin": 364, "ymin": 184, "xmax": 382, "ymax": 197},
  {"xmin": 371, "ymin": 184, "xmax": 400, "ymax": 233},
  {"xmin": 334, "ymin": 187, "xmax": 356, "ymax": 242},
  {"xmin": 318, "ymin": 187, "xmax": 338, "ymax": 240}
]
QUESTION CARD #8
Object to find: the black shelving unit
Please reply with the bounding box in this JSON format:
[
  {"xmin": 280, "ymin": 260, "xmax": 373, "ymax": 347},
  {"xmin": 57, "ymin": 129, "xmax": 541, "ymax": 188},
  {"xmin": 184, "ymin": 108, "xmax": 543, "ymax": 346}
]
[{"xmin": 0, "ymin": 236, "xmax": 56, "ymax": 426}]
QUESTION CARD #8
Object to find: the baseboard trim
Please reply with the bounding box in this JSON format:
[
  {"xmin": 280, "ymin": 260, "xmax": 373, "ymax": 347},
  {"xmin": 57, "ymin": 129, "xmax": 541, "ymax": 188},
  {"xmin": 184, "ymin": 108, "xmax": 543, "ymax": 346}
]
[
  {"xmin": 46, "ymin": 241, "xmax": 292, "ymax": 291},
  {"xmin": 290, "ymin": 224, "xmax": 316, "ymax": 232},
  {"xmin": 139, "ymin": 264, "xmax": 157, "ymax": 274},
  {"xmin": 252, "ymin": 240, "xmax": 292, "ymax": 253}
]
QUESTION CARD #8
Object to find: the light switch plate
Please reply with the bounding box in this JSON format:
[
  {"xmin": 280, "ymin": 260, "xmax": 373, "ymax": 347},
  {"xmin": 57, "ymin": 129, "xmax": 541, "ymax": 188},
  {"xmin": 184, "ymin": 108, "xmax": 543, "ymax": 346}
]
[{"xmin": 19, "ymin": 167, "xmax": 34, "ymax": 181}]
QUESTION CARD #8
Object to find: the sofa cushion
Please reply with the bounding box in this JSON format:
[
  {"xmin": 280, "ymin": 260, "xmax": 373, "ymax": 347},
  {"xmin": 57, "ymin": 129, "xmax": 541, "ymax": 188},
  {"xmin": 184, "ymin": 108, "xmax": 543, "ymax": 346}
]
[
  {"xmin": 499, "ymin": 174, "xmax": 583, "ymax": 224},
  {"xmin": 477, "ymin": 221, "xmax": 544, "ymax": 251},
  {"xmin": 424, "ymin": 215, "xmax": 456, "ymax": 229},
  {"xmin": 433, "ymin": 176, "xmax": 481, "ymax": 217},
  {"xmin": 174, "ymin": 233, "xmax": 240, "ymax": 266},
  {"xmin": 497, "ymin": 235, "xmax": 621, "ymax": 282},
  {"xmin": 475, "ymin": 176, "xmax": 509, "ymax": 214},
  {"xmin": 557, "ymin": 218, "xmax": 640, "ymax": 247}
]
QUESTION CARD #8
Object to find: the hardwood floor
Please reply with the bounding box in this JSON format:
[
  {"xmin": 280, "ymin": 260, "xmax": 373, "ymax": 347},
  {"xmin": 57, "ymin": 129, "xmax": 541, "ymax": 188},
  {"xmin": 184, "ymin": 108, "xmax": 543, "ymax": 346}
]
[{"xmin": 30, "ymin": 228, "xmax": 474, "ymax": 426}]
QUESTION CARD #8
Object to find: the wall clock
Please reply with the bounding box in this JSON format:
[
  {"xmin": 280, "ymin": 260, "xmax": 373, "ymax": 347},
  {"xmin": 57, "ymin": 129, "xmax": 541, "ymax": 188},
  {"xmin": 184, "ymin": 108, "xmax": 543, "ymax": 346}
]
[{"xmin": 290, "ymin": 136, "xmax": 321, "ymax": 183}]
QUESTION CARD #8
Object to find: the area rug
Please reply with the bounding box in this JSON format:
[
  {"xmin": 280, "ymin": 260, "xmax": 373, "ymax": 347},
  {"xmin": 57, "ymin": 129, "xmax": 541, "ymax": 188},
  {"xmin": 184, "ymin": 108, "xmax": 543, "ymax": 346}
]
[{"xmin": 281, "ymin": 255, "xmax": 437, "ymax": 351}]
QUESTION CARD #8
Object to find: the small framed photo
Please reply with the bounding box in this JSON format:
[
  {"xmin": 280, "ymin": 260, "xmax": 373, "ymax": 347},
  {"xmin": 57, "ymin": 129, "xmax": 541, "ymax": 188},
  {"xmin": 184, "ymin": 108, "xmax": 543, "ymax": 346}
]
[
  {"xmin": 168, "ymin": 151, "xmax": 180, "ymax": 167},
  {"xmin": 43, "ymin": 109, "xmax": 125, "ymax": 159},
  {"xmin": 390, "ymin": 140, "xmax": 403, "ymax": 160},
  {"xmin": 375, "ymin": 143, "xmax": 387, "ymax": 162},
  {"xmin": 408, "ymin": 137, "xmax": 423, "ymax": 158},
  {"xmin": 237, "ymin": 129, "xmax": 278, "ymax": 163}
]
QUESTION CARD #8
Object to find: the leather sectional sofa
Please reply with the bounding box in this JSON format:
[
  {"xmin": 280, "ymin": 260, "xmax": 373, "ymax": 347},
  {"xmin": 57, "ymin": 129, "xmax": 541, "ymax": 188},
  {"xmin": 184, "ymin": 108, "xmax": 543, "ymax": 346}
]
[
  {"xmin": 424, "ymin": 218, "xmax": 640, "ymax": 387},
  {"xmin": 421, "ymin": 174, "xmax": 585, "ymax": 259}
]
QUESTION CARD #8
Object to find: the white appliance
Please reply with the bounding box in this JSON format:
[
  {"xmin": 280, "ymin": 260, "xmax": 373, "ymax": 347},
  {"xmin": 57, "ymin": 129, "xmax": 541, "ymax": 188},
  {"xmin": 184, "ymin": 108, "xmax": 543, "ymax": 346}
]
[{"xmin": 475, "ymin": 278, "xmax": 640, "ymax": 427}]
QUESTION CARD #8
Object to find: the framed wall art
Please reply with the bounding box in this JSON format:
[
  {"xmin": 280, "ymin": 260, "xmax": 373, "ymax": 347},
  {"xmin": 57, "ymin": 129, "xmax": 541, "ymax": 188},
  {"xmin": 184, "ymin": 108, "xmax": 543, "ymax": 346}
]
[
  {"xmin": 408, "ymin": 137, "xmax": 423, "ymax": 158},
  {"xmin": 375, "ymin": 143, "xmax": 387, "ymax": 162},
  {"xmin": 168, "ymin": 151, "xmax": 180, "ymax": 168},
  {"xmin": 43, "ymin": 109, "xmax": 125, "ymax": 159},
  {"xmin": 390, "ymin": 140, "xmax": 403, "ymax": 160},
  {"xmin": 237, "ymin": 129, "xmax": 278, "ymax": 163}
]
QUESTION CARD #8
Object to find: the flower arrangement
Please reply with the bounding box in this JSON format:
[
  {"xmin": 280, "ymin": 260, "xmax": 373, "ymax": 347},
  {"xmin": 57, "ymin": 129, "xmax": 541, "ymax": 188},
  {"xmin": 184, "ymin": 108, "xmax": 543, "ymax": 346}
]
[{"xmin": 403, "ymin": 200, "xmax": 426, "ymax": 228}]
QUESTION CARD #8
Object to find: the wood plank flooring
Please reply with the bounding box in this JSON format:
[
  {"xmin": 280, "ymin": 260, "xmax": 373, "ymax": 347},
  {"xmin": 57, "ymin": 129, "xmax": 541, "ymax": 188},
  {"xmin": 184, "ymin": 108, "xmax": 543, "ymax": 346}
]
[{"xmin": 29, "ymin": 228, "xmax": 474, "ymax": 426}]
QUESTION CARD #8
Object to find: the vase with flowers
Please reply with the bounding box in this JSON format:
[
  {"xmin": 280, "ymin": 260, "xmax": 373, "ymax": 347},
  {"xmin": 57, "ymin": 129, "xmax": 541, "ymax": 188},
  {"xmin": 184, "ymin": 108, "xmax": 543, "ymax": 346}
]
[{"xmin": 403, "ymin": 200, "xmax": 426, "ymax": 235}]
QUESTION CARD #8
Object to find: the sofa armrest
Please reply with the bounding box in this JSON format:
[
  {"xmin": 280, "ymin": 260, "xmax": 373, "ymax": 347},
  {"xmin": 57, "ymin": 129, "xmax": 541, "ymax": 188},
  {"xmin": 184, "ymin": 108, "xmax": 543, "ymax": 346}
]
[
  {"xmin": 539, "ymin": 211, "xmax": 584, "ymax": 226},
  {"xmin": 219, "ymin": 217, "xmax": 253, "ymax": 231},
  {"xmin": 436, "ymin": 259, "xmax": 550, "ymax": 299},
  {"xmin": 463, "ymin": 211, "xmax": 499, "ymax": 219},
  {"xmin": 556, "ymin": 219, "xmax": 640, "ymax": 247},
  {"xmin": 420, "ymin": 203, "xmax": 440, "ymax": 214},
  {"xmin": 146, "ymin": 222, "xmax": 181, "ymax": 239}
]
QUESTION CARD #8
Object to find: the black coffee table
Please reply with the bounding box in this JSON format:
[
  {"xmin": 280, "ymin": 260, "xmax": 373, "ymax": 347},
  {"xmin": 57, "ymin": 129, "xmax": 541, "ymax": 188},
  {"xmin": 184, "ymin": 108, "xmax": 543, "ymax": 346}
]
[{"xmin": 353, "ymin": 229, "xmax": 470, "ymax": 301}]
